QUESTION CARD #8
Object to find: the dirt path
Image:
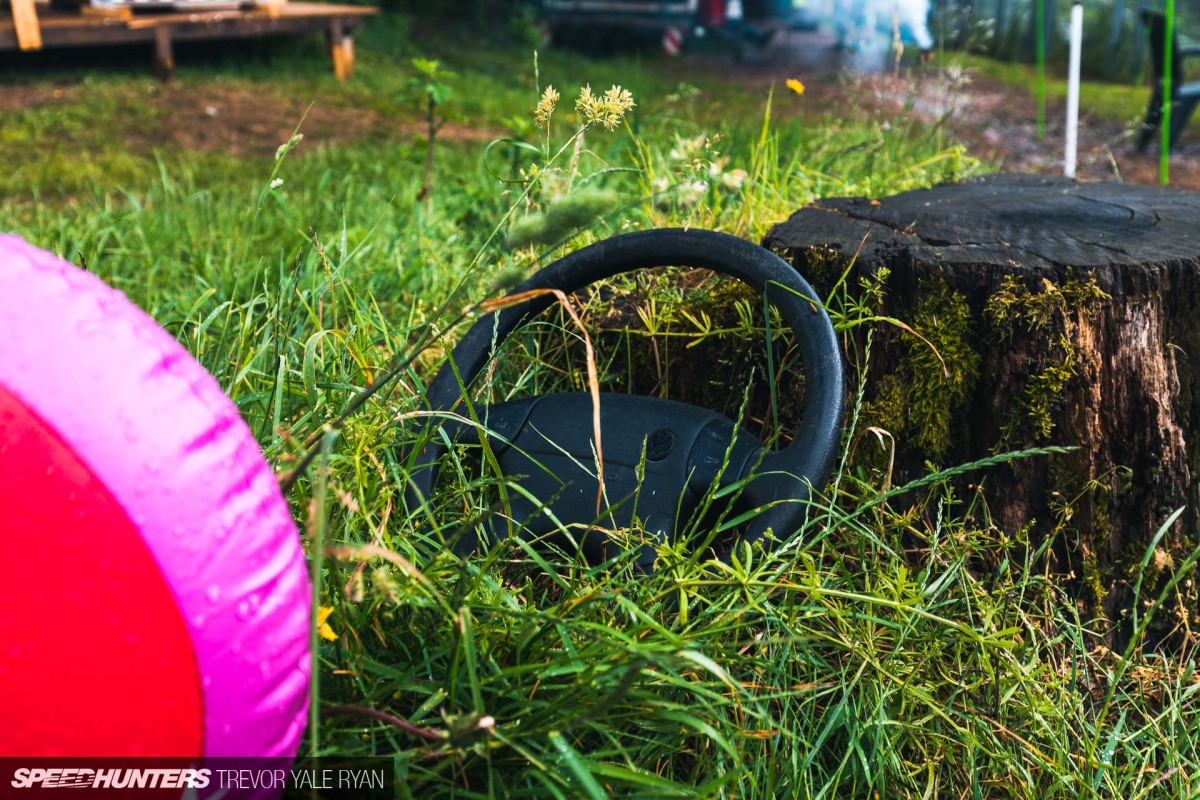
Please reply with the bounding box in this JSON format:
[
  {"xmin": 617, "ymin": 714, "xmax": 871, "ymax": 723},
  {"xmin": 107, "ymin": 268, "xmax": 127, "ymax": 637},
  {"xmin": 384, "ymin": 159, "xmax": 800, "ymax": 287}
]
[{"xmin": 1, "ymin": 79, "xmax": 503, "ymax": 161}]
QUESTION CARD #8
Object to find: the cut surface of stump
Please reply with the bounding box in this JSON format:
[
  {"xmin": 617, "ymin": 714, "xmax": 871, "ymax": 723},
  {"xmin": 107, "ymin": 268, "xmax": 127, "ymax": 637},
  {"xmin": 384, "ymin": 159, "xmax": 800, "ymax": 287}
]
[{"xmin": 763, "ymin": 173, "xmax": 1200, "ymax": 645}]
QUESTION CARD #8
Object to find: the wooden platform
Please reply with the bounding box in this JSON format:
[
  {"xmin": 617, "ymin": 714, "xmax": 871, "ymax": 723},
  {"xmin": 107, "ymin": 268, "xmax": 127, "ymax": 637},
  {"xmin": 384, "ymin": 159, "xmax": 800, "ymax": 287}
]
[{"xmin": 0, "ymin": 2, "xmax": 377, "ymax": 79}]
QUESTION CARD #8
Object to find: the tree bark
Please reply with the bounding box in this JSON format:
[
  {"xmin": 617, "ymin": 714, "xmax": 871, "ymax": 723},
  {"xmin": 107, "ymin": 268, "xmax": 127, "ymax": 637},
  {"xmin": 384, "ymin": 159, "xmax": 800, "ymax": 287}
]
[{"xmin": 763, "ymin": 173, "xmax": 1200, "ymax": 647}]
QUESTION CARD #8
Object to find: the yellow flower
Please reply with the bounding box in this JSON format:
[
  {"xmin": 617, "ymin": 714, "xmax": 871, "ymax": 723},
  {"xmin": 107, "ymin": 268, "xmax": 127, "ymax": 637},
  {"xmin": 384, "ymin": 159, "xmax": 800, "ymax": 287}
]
[
  {"xmin": 535, "ymin": 85, "xmax": 560, "ymax": 127},
  {"xmin": 786, "ymin": 79, "xmax": 805, "ymax": 96},
  {"xmin": 575, "ymin": 84, "xmax": 636, "ymax": 131},
  {"xmin": 316, "ymin": 605, "xmax": 338, "ymax": 642}
]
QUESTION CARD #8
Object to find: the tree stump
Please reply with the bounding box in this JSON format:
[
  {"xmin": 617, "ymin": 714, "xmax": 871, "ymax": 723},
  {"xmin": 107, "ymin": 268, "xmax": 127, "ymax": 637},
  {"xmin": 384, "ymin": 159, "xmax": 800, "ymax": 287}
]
[{"xmin": 763, "ymin": 173, "xmax": 1200, "ymax": 646}]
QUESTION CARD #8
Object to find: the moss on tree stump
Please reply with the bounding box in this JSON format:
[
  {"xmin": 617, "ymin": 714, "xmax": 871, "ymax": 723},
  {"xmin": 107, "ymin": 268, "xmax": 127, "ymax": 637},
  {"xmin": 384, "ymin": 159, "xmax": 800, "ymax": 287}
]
[{"xmin": 763, "ymin": 173, "xmax": 1200, "ymax": 646}]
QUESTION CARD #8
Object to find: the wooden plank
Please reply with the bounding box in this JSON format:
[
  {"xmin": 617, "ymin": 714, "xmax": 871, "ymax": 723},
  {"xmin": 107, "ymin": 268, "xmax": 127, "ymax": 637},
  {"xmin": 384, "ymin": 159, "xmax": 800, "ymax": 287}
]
[
  {"xmin": 253, "ymin": 0, "xmax": 288, "ymax": 19},
  {"xmin": 0, "ymin": 4, "xmax": 375, "ymax": 52},
  {"xmin": 10, "ymin": 0, "xmax": 43, "ymax": 50},
  {"xmin": 153, "ymin": 24, "xmax": 174, "ymax": 80},
  {"xmin": 127, "ymin": 10, "xmax": 244, "ymax": 30},
  {"xmin": 124, "ymin": 4, "xmax": 374, "ymax": 30},
  {"xmin": 327, "ymin": 16, "xmax": 353, "ymax": 80},
  {"xmin": 332, "ymin": 33, "xmax": 353, "ymax": 79},
  {"xmin": 263, "ymin": 2, "xmax": 372, "ymax": 16},
  {"xmin": 80, "ymin": 4, "xmax": 133, "ymax": 21}
]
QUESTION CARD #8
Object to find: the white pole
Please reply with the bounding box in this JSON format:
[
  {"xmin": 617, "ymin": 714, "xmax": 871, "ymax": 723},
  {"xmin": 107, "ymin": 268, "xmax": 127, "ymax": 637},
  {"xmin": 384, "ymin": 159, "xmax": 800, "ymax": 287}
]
[{"xmin": 1065, "ymin": 1, "xmax": 1084, "ymax": 178}]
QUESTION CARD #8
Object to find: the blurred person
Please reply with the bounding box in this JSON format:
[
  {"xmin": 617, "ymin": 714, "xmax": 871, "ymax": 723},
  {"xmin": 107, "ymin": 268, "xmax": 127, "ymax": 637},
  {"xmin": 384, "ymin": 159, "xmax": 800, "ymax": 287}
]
[
  {"xmin": 892, "ymin": 0, "xmax": 934, "ymax": 52},
  {"xmin": 834, "ymin": 0, "xmax": 933, "ymax": 53}
]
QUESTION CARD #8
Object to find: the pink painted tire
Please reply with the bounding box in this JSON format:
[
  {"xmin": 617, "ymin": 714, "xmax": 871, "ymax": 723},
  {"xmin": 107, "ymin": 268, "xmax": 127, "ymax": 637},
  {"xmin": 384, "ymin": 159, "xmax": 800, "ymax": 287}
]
[{"xmin": 0, "ymin": 233, "xmax": 311, "ymax": 758}]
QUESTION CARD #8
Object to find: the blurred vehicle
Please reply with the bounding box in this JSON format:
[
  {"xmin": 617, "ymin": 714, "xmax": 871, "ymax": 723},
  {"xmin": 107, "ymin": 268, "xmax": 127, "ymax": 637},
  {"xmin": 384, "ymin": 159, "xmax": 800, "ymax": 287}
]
[
  {"xmin": 537, "ymin": 0, "xmax": 811, "ymax": 55},
  {"xmin": 746, "ymin": 0, "xmax": 821, "ymax": 32}
]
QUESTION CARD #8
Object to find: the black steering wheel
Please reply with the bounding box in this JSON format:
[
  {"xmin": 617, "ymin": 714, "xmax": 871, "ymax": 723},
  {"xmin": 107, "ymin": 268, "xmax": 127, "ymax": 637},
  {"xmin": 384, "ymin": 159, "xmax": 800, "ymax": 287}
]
[{"xmin": 407, "ymin": 228, "xmax": 844, "ymax": 570}]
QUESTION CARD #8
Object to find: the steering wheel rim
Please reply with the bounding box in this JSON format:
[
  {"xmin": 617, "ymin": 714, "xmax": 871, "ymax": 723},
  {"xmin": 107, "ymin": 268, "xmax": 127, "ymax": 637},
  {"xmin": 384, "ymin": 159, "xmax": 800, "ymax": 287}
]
[{"xmin": 408, "ymin": 228, "xmax": 845, "ymax": 565}]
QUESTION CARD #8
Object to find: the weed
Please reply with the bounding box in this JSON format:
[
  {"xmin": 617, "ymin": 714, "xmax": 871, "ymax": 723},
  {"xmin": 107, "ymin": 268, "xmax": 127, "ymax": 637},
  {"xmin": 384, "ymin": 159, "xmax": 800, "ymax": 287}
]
[
  {"xmin": 869, "ymin": 278, "xmax": 981, "ymax": 457},
  {"xmin": 403, "ymin": 57, "xmax": 457, "ymax": 209},
  {"xmin": 986, "ymin": 273, "xmax": 1109, "ymax": 442},
  {"xmin": 504, "ymin": 80, "xmax": 635, "ymax": 248}
]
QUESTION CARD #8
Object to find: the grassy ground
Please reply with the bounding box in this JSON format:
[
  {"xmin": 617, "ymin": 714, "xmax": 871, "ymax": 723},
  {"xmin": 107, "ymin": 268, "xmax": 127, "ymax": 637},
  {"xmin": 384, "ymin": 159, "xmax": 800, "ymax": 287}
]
[
  {"xmin": 949, "ymin": 52, "xmax": 1151, "ymax": 126},
  {"xmin": 3, "ymin": 13, "xmax": 1199, "ymax": 799}
]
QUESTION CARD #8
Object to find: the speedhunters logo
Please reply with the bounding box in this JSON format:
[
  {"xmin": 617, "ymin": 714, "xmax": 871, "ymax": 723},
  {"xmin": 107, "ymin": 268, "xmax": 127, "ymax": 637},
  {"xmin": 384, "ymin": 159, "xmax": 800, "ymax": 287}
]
[
  {"xmin": 10, "ymin": 769, "xmax": 210, "ymax": 790},
  {"xmin": 0, "ymin": 759, "xmax": 394, "ymax": 798}
]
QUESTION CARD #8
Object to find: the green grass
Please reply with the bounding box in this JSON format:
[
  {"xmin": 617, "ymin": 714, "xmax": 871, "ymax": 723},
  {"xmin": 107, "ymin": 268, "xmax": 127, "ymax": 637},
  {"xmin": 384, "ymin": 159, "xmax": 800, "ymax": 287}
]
[{"xmin": 3, "ymin": 12, "xmax": 1198, "ymax": 799}]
